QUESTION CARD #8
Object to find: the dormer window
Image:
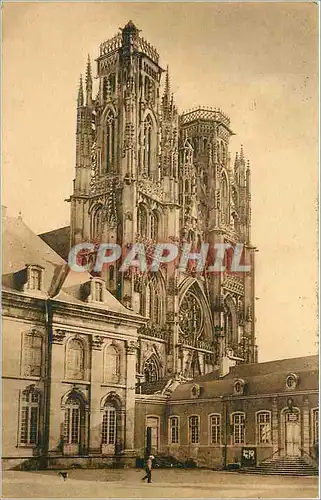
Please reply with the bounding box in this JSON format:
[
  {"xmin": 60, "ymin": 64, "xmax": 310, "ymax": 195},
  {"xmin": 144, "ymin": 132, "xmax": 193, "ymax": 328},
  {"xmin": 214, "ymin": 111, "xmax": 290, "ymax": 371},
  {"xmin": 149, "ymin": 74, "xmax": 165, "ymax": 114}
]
[
  {"xmin": 24, "ymin": 265, "xmax": 43, "ymax": 292},
  {"xmin": 191, "ymin": 384, "xmax": 201, "ymax": 399},
  {"xmin": 286, "ymin": 373, "xmax": 298, "ymax": 390},
  {"xmin": 95, "ymin": 281, "xmax": 103, "ymax": 301},
  {"xmin": 88, "ymin": 278, "xmax": 106, "ymax": 303},
  {"xmin": 234, "ymin": 378, "xmax": 245, "ymax": 395}
]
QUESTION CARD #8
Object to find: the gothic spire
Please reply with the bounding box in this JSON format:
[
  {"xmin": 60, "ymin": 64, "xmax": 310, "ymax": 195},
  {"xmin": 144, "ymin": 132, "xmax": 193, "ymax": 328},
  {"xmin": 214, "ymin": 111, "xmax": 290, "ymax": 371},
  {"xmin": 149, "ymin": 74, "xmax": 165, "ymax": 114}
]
[
  {"xmin": 77, "ymin": 74, "xmax": 84, "ymax": 107},
  {"xmin": 162, "ymin": 66, "xmax": 171, "ymax": 115},
  {"xmin": 240, "ymin": 144, "xmax": 244, "ymax": 161},
  {"xmin": 85, "ymin": 55, "xmax": 92, "ymax": 105}
]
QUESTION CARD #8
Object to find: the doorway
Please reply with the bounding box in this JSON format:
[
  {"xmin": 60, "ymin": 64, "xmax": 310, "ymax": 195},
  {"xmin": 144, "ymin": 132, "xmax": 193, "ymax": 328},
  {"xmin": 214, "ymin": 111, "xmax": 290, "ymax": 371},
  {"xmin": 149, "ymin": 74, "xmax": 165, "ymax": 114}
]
[
  {"xmin": 145, "ymin": 416, "xmax": 159, "ymax": 456},
  {"xmin": 285, "ymin": 412, "xmax": 301, "ymax": 456}
]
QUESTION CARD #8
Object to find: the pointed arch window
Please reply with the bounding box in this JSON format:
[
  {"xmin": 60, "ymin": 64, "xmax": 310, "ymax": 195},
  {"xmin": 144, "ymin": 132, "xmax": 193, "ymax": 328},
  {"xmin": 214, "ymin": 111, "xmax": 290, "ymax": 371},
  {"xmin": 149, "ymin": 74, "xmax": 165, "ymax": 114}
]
[
  {"xmin": 92, "ymin": 205, "xmax": 103, "ymax": 240},
  {"xmin": 221, "ymin": 173, "xmax": 229, "ymax": 224},
  {"xmin": 137, "ymin": 205, "xmax": 148, "ymax": 238},
  {"xmin": 150, "ymin": 211, "xmax": 159, "ymax": 241},
  {"xmin": 105, "ymin": 110, "xmax": 115, "ymax": 172},
  {"xmin": 104, "ymin": 345, "xmax": 121, "ymax": 383},
  {"xmin": 143, "ymin": 115, "xmax": 153, "ymax": 176},
  {"xmin": 19, "ymin": 388, "xmax": 40, "ymax": 446},
  {"xmin": 66, "ymin": 339, "xmax": 85, "ymax": 380},
  {"xmin": 143, "ymin": 355, "xmax": 159, "ymax": 382}
]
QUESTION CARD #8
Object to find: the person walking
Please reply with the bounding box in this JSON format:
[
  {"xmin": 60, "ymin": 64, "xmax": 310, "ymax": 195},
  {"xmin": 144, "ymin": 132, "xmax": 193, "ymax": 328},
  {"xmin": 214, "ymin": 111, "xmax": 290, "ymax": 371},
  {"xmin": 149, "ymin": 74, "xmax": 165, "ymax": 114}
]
[{"xmin": 142, "ymin": 455, "xmax": 154, "ymax": 483}]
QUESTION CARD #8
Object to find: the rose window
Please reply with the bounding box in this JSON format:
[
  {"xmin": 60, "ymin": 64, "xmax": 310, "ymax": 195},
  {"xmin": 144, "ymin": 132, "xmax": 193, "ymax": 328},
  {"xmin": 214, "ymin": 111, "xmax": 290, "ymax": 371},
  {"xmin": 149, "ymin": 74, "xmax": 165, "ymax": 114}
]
[{"xmin": 179, "ymin": 292, "xmax": 203, "ymax": 344}]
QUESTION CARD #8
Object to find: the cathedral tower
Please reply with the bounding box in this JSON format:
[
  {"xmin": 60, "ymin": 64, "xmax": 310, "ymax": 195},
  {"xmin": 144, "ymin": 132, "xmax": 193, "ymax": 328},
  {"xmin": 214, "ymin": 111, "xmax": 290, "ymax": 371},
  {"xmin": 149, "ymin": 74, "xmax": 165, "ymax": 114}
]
[{"xmin": 69, "ymin": 21, "xmax": 257, "ymax": 386}]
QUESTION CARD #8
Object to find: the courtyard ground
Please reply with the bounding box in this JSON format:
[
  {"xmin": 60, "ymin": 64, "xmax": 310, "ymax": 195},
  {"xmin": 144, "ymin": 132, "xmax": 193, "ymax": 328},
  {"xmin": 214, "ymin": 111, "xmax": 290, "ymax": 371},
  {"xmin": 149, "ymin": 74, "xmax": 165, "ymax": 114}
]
[{"xmin": 2, "ymin": 468, "xmax": 319, "ymax": 499}]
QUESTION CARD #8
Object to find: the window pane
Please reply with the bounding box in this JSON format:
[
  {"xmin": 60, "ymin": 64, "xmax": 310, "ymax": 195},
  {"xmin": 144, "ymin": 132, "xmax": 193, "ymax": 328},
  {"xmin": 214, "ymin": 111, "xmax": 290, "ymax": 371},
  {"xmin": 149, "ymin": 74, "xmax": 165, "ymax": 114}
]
[
  {"xmin": 29, "ymin": 407, "xmax": 38, "ymax": 444},
  {"xmin": 20, "ymin": 407, "xmax": 29, "ymax": 444}
]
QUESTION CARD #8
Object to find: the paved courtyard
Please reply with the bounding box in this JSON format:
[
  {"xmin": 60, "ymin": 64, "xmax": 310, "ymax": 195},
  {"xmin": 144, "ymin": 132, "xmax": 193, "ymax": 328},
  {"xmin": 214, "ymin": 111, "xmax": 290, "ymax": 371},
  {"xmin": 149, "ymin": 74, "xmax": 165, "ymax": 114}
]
[{"xmin": 2, "ymin": 468, "xmax": 319, "ymax": 499}]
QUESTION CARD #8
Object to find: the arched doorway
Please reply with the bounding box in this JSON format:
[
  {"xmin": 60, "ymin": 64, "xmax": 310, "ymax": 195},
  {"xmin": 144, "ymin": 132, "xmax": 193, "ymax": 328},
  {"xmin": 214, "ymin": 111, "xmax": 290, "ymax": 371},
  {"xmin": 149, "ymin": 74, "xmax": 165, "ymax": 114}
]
[
  {"xmin": 101, "ymin": 393, "xmax": 124, "ymax": 456},
  {"xmin": 62, "ymin": 391, "xmax": 87, "ymax": 456}
]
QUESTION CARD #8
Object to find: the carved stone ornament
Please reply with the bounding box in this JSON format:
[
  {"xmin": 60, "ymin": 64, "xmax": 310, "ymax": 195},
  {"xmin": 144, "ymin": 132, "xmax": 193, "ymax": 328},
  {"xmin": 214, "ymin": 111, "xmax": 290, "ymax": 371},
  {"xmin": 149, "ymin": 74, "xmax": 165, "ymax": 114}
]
[
  {"xmin": 92, "ymin": 335, "xmax": 106, "ymax": 350},
  {"xmin": 126, "ymin": 340, "xmax": 137, "ymax": 354},
  {"xmin": 52, "ymin": 329, "xmax": 66, "ymax": 344}
]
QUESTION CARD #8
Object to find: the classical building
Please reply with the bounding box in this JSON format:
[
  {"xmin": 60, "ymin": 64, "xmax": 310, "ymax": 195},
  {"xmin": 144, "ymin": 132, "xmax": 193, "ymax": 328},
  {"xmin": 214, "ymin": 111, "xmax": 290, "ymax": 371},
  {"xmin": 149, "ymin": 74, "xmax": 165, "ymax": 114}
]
[
  {"xmin": 134, "ymin": 355, "xmax": 318, "ymax": 471},
  {"xmin": 2, "ymin": 21, "xmax": 318, "ymax": 472},
  {"xmin": 2, "ymin": 209, "xmax": 144, "ymax": 470}
]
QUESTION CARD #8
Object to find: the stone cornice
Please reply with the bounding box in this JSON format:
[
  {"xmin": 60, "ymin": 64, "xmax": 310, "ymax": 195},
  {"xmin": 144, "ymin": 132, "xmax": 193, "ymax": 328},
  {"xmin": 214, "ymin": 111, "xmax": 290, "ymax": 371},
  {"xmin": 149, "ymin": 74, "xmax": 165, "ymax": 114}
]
[
  {"xmin": 50, "ymin": 298, "xmax": 145, "ymax": 328},
  {"xmin": 169, "ymin": 389, "xmax": 319, "ymax": 405},
  {"xmin": 2, "ymin": 290, "xmax": 45, "ymax": 309}
]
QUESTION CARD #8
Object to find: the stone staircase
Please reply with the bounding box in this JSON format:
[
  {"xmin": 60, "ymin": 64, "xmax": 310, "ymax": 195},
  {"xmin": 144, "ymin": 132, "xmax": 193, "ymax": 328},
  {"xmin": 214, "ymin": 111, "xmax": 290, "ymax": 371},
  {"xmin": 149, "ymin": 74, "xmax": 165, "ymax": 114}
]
[{"xmin": 241, "ymin": 456, "xmax": 319, "ymax": 476}]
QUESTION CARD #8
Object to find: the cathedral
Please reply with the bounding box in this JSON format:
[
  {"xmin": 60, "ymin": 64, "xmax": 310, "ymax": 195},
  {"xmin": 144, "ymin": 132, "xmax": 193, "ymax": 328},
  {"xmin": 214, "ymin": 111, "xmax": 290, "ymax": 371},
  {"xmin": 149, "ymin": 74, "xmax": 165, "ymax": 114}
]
[
  {"xmin": 3, "ymin": 21, "xmax": 317, "ymax": 473},
  {"xmin": 69, "ymin": 19, "xmax": 257, "ymax": 382}
]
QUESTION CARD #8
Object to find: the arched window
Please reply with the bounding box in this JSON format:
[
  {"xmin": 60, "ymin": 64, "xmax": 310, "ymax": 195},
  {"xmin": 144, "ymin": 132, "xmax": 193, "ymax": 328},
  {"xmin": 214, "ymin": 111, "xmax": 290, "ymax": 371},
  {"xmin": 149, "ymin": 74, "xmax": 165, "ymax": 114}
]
[
  {"xmin": 102, "ymin": 404, "xmax": 117, "ymax": 445},
  {"xmin": 169, "ymin": 416, "xmax": 179, "ymax": 445},
  {"xmin": 144, "ymin": 76, "xmax": 150, "ymax": 100},
  {"xmin": 141, "ymin": 277, "xmax": 162, "ymax": 324},
  {"xmin": 143, "ymin": 115, "xmax": 153, "ymax": 176},
  {"xmin": 105, "ymin": 110, "xmax": 115, "ymax": 172},
  {"xmin": 19, "ymin": 388, "xmax": 40, "ymax": 445},
  {"xmin": 232, "ymin": 412, "xmax": 245, "ymax": 445},
  {"xmin": 66, "ymin": 339, "xmax": 85, "ymax": 380},
  {"xmin": 179, "ymin": 291, "xmax": 203, "ymax": 343},
  {"xmin": 209, "ymin": 414, "xmax": 221, "ymax": 445},
  {"xmin": 256, "ymin": 411, "xmax": 271, "ymax": 444},
  {"xmin": 188, "ymin": 415, "xmax": 200, "ymax": 444},
  {"xmin": 104, "ymin": 345, "xmax": 120, "ymax": 383},
  {"xmin": 150, "ymin": 211, "xmax": 159, "ymax": 241},
  {"xmin": 137, "ymin": 205, "xmax": 148, "ymax": 238},
  {"xmin": 143, "ymin": 355, "xmax": 159, "ymax": 382},
  {"xmin": 92, "ymin": 205, "xmax": 103, "ymax": 240},
  {"xmin": 63, "ymin": 395, "xmax": 82, "ymax": 445},
  {"xmin": 22, "ymin": 332, "xmax": 42, "ymax": 377},
  {"xmin": 221, "ymin": 173, "xmax": 229, "ymax": 223}
]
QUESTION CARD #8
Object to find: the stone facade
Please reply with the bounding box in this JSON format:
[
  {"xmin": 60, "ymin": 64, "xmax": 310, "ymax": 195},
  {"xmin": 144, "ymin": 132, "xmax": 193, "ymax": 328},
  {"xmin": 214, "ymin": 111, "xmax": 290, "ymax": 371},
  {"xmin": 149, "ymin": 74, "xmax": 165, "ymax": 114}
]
[
  {"xmin": 2, "ymin": 212, "xmax": 144, "ymax": 470},
  {"xmin": 67, "ymin": 20, "xmax": 257, "ymax": 388}
]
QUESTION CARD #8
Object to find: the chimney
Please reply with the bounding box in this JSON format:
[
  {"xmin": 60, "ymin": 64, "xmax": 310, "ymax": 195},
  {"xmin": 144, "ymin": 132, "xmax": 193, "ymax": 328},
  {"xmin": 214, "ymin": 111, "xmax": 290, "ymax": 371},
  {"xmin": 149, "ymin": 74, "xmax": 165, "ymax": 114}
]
[{"xmin": 219, "ymin": 355, "xmax": 237, "ymax": 378}]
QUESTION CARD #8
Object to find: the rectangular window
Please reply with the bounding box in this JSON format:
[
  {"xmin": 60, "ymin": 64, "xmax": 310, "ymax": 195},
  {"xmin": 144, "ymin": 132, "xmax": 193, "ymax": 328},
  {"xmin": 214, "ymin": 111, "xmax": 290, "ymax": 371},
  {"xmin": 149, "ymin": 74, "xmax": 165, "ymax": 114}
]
[
  {"xmin": 189, "ymin": 416, "xmax": 200, "ymax": 444},
  {"xmin": 313, "ymin": 409, "xmax": 319, "ymax": 444},
  {"xmin": 19, "ymin": 390, "xmax": 40, "ymax": 446},
  {"xmin": 102, "ymin": 408, "xmax": 117, "ymax": 445},
  {"xmin": 169, "ymin": 417, "xmax": 179, "ymax": 444},
  {"xmin": 23, "ymin": 334, "xmax": 42, "ymax": 377},
  {"xmin": 210, "ymin": 414, "xmax": 221, "ymax": 445},
  {"xmin": 29, "ymin": 268, "xmax": 42, "ymax": 290},
  {"xmin": 233, "ymin": 413, "xmax": 245, "ymax": 445},
  {"xmin": 257, "ymin": 412, "xmax": 271, "ymax": 444}
]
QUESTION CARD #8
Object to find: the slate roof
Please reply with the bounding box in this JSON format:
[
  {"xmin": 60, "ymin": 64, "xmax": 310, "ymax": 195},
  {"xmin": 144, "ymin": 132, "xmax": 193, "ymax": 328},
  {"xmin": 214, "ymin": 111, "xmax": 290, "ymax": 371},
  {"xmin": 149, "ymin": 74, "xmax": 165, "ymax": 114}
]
[
  {"xmin": 2, "ymin": 212, "xmax": 144, "ymax": 318},
  {"xmin": 39, "ymin": 226, "xmax": 71, "ymax": 260},
  {"xmin": 169, "ymin": 355, "xmax": 319, "ymax": 401},
  {"xmin": 2, "ymin": 213, "xmax": 66, "ymax": 295}
]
